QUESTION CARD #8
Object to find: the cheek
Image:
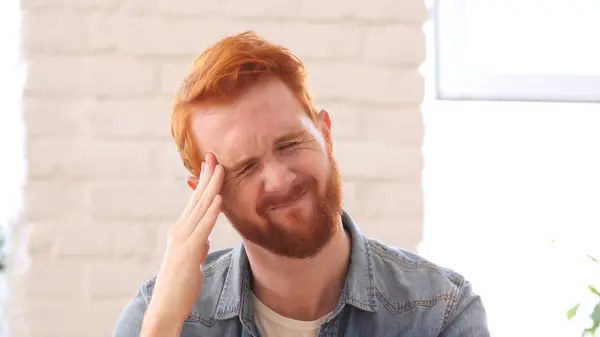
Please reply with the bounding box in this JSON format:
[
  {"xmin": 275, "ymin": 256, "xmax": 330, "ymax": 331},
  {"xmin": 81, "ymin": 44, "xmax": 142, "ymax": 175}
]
[
  {"xmin": 295, "ymin": 150, "xmax": 331, "ymax": 185},
  {"xmin": 221, "ymin": 179, "xmax": 260, "ymax": 214}
]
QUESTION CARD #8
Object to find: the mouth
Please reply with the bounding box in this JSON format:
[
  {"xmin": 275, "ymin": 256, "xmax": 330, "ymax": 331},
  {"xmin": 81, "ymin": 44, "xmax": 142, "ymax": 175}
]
[{"xmin": 267, "ymin": 188, "xmax": 308, "ymax": 211}]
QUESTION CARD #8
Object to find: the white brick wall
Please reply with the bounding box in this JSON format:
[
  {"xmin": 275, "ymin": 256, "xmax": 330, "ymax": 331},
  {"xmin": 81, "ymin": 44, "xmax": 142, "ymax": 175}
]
[{"xmin": 8, "ymin": 1, "xmax": 426, "ymax": 336}]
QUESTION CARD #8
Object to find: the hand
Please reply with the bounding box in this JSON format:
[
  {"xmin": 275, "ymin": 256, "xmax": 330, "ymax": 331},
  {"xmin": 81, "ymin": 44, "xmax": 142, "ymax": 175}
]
[{"xmin": 141, "ymin": 153, "xmax": 224, "ymax": 336}]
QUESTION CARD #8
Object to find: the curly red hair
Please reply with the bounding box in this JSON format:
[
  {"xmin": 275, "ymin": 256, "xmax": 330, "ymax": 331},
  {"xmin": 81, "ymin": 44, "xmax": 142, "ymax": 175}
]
[{"xmin": 170, "ymin": 31, "xmax": 318, "ymax": 177}]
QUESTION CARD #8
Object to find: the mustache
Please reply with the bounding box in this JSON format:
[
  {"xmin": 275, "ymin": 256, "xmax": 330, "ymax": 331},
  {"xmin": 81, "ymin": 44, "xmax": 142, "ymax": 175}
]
[{"xmin": 257, "ymin": 182, "xmax": 308, "ymax": 214}]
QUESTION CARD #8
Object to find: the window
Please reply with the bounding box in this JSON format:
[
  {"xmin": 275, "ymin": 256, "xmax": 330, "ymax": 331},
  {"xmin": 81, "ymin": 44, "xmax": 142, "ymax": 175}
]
[
  {"xmin": 422, "ymin": 1, "xmax": 600, "ymax": 336},
  {"xmin": 434, "ymin": 0, "xmax": 600, "ymax": 102}
]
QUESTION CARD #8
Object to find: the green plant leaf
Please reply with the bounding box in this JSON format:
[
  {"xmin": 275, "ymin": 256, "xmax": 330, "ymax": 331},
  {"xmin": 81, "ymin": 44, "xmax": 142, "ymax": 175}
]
[
  {"xmin": 585, "ymin": 301, "xmax": 600, "ymax": 336},
  {"xmin": 586, "ymin": 254, "xmax": 599, "ymax": 264},
  {"xmin": 569, "ymin": 303, "xmax": 581, "ymax": 320},
  {"xmin": 590, "ymin": 286, "xmax": 600, "ymax": 298}
]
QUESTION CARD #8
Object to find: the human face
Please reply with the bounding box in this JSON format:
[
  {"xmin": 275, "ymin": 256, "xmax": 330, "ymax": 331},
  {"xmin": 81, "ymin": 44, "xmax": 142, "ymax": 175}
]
[{"xmin": 189, "ymin": 78, "xmax": 342, "ymax": 258}]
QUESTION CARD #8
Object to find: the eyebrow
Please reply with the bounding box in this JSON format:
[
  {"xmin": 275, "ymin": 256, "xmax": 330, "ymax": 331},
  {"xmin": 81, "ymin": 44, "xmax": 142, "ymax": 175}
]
[{"xmin": 226, "ymin": 130, "xmax": 308, "ymax": 173}]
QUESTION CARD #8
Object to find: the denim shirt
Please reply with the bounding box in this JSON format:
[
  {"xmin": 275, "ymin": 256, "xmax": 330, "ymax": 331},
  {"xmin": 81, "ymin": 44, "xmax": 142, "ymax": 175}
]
[{"xmin": 112, "ymin": 211, "xmax": 490, "ymax": 337}]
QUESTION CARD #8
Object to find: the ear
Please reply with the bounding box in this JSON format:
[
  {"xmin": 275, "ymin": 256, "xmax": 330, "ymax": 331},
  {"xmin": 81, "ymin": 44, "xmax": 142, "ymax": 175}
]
[
  {"xmin": 186, "ymin": 175, "xmax": 199, "ymax": 190},
  {"xmin": 317, "ymin": 109, "xmax": 333, "ymax": 144}
]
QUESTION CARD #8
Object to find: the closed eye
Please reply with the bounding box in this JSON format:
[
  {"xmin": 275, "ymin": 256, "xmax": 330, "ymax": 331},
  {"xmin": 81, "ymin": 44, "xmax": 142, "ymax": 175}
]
[
  {"xmin": 278, "ymin": 142, "xmax": 299, "ymax": 151},
  {"xmin": 237, "ymin": 163, "xmax": 256, "ymax": 176}
]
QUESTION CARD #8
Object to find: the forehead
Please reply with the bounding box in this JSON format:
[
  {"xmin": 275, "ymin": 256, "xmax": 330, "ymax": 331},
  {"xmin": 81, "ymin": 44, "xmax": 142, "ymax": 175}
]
[{"xmin": 190, "ymin": 79, "xmax": 311, "ymax": 165}]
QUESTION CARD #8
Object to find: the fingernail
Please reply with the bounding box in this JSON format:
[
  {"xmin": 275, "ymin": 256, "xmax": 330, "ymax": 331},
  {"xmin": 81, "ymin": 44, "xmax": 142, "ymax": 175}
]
[{"xmin": 201, "ymin": 162, "xmax": 205, "ymax": 173}]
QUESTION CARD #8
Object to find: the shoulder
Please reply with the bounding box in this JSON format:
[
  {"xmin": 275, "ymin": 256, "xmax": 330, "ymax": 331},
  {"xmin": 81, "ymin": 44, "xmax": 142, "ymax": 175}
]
[
  {"xmin": 367, "ymin": 238, "xmax": 489, "ymax": 335},
  {"xmin": 142, "ymin": 247, "xmax": 235, "ymax": 304},
  {"xmin": 367, "ymin": 238, "xmax": 467, "ymax": 313},
  {"xmin": 112, "ymin": 248, "xmax": 236, "ymax": 336}
]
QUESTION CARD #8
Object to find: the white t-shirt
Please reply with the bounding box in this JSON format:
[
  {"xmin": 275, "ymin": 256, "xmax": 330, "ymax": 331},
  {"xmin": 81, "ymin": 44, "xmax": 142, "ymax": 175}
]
[{"xmin": 252, "ymin": 293, "xmax": 329, "ymax": 337}]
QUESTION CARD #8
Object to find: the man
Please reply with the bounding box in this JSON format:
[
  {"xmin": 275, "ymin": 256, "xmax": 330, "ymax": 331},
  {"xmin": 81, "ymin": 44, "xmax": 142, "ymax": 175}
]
[{"xmin": 112, "ymin": 31, "xmax": 489, "ymax": 337}]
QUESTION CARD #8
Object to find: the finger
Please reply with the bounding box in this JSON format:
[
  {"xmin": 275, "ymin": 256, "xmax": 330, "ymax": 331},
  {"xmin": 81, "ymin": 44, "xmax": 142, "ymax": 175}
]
[
  {"xmin": 180, "ymin": 161, "xmax": 207, "ymax": 221},
  {"xmin": 191, "ymin": 194, "xmax": 222, "ymax": 245},
  {"xmin": 181, "ymin": 164, "xmax": 224, "ymax": 236},
  {"xmin": 200, "ymin": 240, "xmax": 210, "ymax": 264},
  {"xmin": 189, "ymin": 154, "xmax": 218, "ymax": 206},
  {"xmin": 181, "ymin": 153, "xmax": 217, "ymax": 220}
]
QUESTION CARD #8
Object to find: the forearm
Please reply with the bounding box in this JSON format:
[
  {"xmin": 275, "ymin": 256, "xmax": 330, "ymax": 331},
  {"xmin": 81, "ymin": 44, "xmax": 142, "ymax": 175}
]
[{"xmin": 140, "ymin": 308, "xmax": 184, "ymax": 337}]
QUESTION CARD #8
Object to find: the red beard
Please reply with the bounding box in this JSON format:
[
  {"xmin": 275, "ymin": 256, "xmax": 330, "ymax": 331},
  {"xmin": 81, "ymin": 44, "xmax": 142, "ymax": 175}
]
[{"xmin": 223, "ymin": 152, "xmax": 342, "ymax": 259}]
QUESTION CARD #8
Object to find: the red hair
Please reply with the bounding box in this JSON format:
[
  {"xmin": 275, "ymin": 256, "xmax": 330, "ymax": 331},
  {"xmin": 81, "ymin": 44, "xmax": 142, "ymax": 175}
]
[{"xmin": 170, "ymin": 31, "xmax": 318, "ymax": 177}]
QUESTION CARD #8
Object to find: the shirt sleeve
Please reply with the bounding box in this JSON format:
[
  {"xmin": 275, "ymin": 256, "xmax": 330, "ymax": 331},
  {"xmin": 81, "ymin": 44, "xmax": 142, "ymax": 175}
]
[
  {"xmin": 111, "ymin": 286, "xmax": 149, "ymax": 337},
  {"xmin": 439, "ymin": 280, "xmax": 491, "ymax": 337}
]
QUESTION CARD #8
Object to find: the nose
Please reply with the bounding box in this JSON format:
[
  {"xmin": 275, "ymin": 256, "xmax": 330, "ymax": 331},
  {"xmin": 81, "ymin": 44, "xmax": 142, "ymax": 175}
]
[{"xmin": 261, "ymin": 160, "xmax": 296, "ymax": 194}]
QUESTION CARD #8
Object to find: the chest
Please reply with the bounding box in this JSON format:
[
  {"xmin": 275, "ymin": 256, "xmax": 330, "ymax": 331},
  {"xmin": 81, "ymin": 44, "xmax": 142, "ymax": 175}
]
[{"xmin": 178, "ymin": 307, "xmax": 441, "ymax": 337}]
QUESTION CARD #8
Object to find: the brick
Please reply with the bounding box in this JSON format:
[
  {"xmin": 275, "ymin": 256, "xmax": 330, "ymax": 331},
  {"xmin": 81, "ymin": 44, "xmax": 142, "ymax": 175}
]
[
  {"xmin": 333, "ymin": 141, "xmax": 422, "ymax": 179},
  {"xmin": 53, "ymin": 225, "xmax": 114, "ymax": 257},
  {"xmin": 19, "ymin": 297, "xmax": 86, "ymax": 316},
  {"xmin": 4, "ymin": 314, "xmax": 30, "ymax": 337},
  {"xmin": 20, "ymin": 0, "xmax": 120, "ymax": 9},
  {"xmin": 107, "ymin": 17, "xmax": 217, "ymax": 56},
  {"xmin": 22, "ymin": 9, "xmax": 89, "ymax": 54},
  {"xmin": 326, "ymin": 104, "xmax": 423, "ymax": 146},
  {"xmin": 76, "ymin": 300, "xmax": 132, "ymax": 337},
  {"xmin": 21, "ymin": 313, "xmax": 81, "ymax": 337},
  {"xmin": 89, "ymin": 99, "xmax": 172, "ymax": 140},
  {"xmin": 155, "ymin": 222, "xmax": 171, "ymax": 255},
  {"xmin": 359, "ymin": 181, "xmax": 423, "ymax": 220},
  {"xmin": 24, "ymin": 98, "xmax": 93, "ymax": 137},
  {"xmin": 83, "ymin": 261, "xmax": 157, "ymax": 300},
  {"xmin": 321, "ymin": 103, "xmax": 363, "ymax": 141},
  {"xmin": 86, "ymin": 13, "xmax": 120, "ymax": 52},
  {"xmin": 299, "ymin": 0, "xmax": 353, "ymax": 20},
  {"xmin": 25, "ymin": 56, "xmax": 157, "ymax": 97},
  {"xmin": 300, "ymin": 0, "xmax": 428, "ymax": 22},
  {"xmin": 26, "ymin": 221, "xmax": 63, "ymax": 256},
  {"xmin": 110, "ymin": 222, "xmax": 159, "ymax": 258},
  {"xmin": 306, "ymin": 61, "xmax": 425, "ymax": 104},
  {"xmin": 350, "ymin": 0, "xmax": 428, "ymax": 23},
  {"xmin": 101, "ymin": 16, "xmax": 248, "ymax": 57},
  {"xmin": 362, "ymin": 108, "xmax": 423, "ymax": 146},
  {"xmin": 154, "ymin": 0, "xmax": 222, "ymax": 15},
  {"xmin": 17, "ymin": 300, "xmax": 128, "ymax": 337},
  {"xmin": 363, "ymin": 25, "xmax": 426, "ymax": 65},
  {"xmin": 24, "ymin": 181, "xmax": 87, "ymax": 221},
  {"xmin": 160, "ymin": 61, "xmax": 193, "ymax": 95},
  {"xmin": 156, "ymin": 0, "xmax": 299, "ymax": 17},
  {"xmin": 221, "ymin": 0, "xmax": 300, "ymax": 17},
  {"xmin": 15, "ymin": 299, "xmax": 128, "ymax": 337},
  {"xmin": 27, "ymin": 138, "xmax": 161, "ymax": 179},
  {"xmin": 359, "ymin": 218, "xmax": 422, "ymax": 251},
  {"xmin": 159, "ymin": 142, "xmax": 192, "ymax": 180},
  {"xmin": 341, "ymin": 180, "xmax": 360, "ymax": 214},
  {"xmin": 89, "ymin": 181, "xmax": 190, "ymax": 221},
  {"xmin": 12, "ymin": 298, "xmax": 130, "ymax": 337},
  {"xmin": 52, "ymin": 220, "xmax": 158, "ymax": 259},
  {"xmin": 118, "ymin": 0, "xmax": 154, "ymax": 15},
  {"xmin": 22, "ymin": 259, "xmax": 85, "ymax": 298},
  {"xmin": 252, "ymin": 22, "xmax": 362, "ymax": 60}
]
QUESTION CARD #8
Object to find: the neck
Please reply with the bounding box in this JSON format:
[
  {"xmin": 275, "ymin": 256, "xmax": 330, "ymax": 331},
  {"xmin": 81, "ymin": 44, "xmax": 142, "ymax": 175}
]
[{"xmin": 245, "ymin": 223, "xmax": 351, "ymax": 321}]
